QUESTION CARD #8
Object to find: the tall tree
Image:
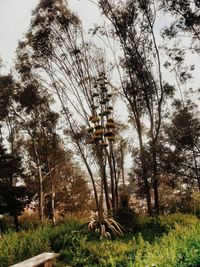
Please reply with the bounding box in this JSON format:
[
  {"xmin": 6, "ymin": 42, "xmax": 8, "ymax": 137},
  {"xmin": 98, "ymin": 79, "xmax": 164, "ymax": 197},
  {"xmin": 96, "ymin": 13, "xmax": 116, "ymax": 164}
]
[
  {"xmin": 165, "ymin": 100, "xmax": 200, "ymax": 190},
  {"xmin": 0, "ymin": 73, "xmax": 30, "ymax": 231},
  {"xmin": 98, "ymin": 0, "xmax": 174, "ymax": 215},
  {"xmin": 16, "ymin": 0, "xmax": 125, "ymax": 218},
  {"xmin": 160, "ymin": 0, "xmax": 200, "ymax": 43},
  {"xmin": 0, "ymin": 145, "xmax": 30, "ymax": 231}
]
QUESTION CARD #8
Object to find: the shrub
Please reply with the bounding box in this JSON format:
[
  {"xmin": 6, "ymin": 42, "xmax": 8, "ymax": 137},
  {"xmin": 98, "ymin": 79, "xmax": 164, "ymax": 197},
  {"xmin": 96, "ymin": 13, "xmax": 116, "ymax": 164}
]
[
  {"xmin": 136, "ymin": 216, "xmax": 170, "ymax": 242},
  {"xmin": 0, "ymin": 219, "xmax": 81, "ymax": 266},
  {"xmin": 0, "ymin": 227, "xmax": 51, "ymax": 266},
  {"xmin": 0, "ymin": 213, "xmax": 199, "ymax": 267},
  {"xmin": 133, "ymin": 220, "xmax": 200, "ymax": 267},
  {"xmin": 113, "ymin": 194, "xmax": 138, "ymax": 232}
]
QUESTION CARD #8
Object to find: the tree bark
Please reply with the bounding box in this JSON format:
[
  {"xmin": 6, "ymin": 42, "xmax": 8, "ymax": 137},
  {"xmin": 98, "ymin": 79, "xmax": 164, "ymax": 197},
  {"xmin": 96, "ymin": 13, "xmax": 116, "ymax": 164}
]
[{"xmin": 13, "ymin": 214, "xmax": 19, "ymax": 232}]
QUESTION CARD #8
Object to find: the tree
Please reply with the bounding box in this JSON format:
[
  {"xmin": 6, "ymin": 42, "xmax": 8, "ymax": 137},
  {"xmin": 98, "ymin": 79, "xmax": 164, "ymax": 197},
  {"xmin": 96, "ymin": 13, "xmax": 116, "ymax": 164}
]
[
  {"xmin": 16, "ymin": 0, "xmax": 103, "ymax": 219},
  {"xmin": 53, "ymin": 163, "xmax": 92, "ymax": 215},
  {"xmin": 98, "ymin": 0, "xmax": 175, "ymax": 215},
  {"xmin": 160, "ymin": 0, "xmax": 200, "ymax": 43},
  {"xmin": 165, "ymin": 100, "xmax": 200, "ymax": 190},
  {"xmin": 0, "ymin": 72, "xmax": 32, "ymax": 231},
  {"xmin": 0, "ymin": 144, "xmax": 30, "ymax": 231},
  {"xmin": 15, "ymin": 0, "xmax": 126, "ymax": 220}
]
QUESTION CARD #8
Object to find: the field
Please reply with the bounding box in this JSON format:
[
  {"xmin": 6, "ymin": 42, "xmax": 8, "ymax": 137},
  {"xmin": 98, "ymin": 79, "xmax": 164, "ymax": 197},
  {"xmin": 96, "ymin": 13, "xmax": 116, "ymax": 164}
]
[{"xmin": 0, "ymin": 213, "xmax": 200, "ymax": 267}]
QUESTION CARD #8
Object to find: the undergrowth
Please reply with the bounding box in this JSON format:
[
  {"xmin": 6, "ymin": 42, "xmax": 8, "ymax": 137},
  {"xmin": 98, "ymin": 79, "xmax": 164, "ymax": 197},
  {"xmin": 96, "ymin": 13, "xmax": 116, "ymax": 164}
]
[{"xmin": 0, "ymin": 213, "xmax": 199, "ymax": 267}]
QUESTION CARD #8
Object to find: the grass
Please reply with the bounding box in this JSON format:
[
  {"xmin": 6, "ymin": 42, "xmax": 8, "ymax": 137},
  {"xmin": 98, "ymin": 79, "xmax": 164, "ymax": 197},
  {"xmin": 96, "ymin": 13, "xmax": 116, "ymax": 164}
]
[{"xmin": 0, "ymin": 213, "xmax": 199, "ymax": 267}]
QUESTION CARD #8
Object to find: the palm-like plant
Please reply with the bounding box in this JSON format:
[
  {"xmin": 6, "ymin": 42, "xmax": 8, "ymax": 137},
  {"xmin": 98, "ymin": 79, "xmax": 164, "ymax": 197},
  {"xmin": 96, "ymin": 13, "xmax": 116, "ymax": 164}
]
[{"xmin": 88, "ymin": 216, "xmax": 123, "ymax": 239}]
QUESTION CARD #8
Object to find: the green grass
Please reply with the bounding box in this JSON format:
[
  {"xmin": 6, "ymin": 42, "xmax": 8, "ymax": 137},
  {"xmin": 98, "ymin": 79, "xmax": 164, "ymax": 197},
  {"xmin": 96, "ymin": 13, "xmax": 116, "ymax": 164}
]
[{"xmin": 0, "ymin": 213, "xmax": 199, "ymax": 267}]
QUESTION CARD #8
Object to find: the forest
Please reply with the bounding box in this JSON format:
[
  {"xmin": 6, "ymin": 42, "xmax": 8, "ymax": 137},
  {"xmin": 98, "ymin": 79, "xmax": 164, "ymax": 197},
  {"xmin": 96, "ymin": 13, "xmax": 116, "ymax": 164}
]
[{"xmin": 0, "ymin": 0, "xmax": 200, "ymax": 266}]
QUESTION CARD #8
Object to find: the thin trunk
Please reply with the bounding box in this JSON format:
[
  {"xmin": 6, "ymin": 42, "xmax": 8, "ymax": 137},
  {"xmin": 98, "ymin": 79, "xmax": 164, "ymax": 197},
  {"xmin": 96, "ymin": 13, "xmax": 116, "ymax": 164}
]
[
  {"xmin": 101, "ymin": 159, "xmax": 111, "ymax": 212},
  {"xmin": 139, "ymin": 135, "xmax": 153, "ymax": 216},
  {"xmin": 106, "ymin": 147, "xmax": 116, "ymax": 210},
  {"xmin": 120, "ymin": 143, "xmax": 126, "ymax": 194},
  {"xmin": 152, "ymin": 143, "xmax": 159, "ymax": 215},
  {"xmin": 110, "ymin": 143, "xmax": 119, "ymax": 208},
  {"xmin": 99, "ymin": 147, "xmax": 111, "ymax": 212},
  {"xmin": 13, "ymin": 214, "xmax": 19, "ymax": 232},
  {"xmin": 51, "ymin": 190, "xmax": 56, "ymax": 225},
  {"xmin": 38, "ymin": 164, "xmax": 44, "ymax": 222},
  {"xmin": 54, "ymin": 84, "xmax": 101, "ymax": 218},
  {"xmin": 193, "ymin": 148, "xmax": 200, "ymax": 191},
  {"xmin": 33, "ymin": 139, "xmax": 44, "ymax": 222},
  {"xmin": 51, "ymin": 135, "xmax": 57, "ymax": 226}
]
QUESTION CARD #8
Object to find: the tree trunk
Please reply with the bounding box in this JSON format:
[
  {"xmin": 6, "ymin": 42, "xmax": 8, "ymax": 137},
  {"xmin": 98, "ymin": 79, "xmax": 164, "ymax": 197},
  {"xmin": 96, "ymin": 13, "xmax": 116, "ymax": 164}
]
[
  {"xmin": 54, "ymin": 94, "xmax": 101, "ymax": 219},
  {"xmin": 152, "ymin": 144, "xmax": 159, "ymax": 215},
  {"xmin": 110, "ymin": 143, "xmax": 119, "ymax": 209},
  {"xmin": 139, "ymin": 137, "xmax": 153, "ymax": 216},
  {"xmin": 51, "ymin": 188, "xmax": 56, "ymax": 226},
  {"xmin": 13, "ymin": 214, "xmax": 19, "ymax": 232},
  {"xmin": 38, "ymin": 164, "xmax": 44, "ymax": 223},
  {"xmin": 193, "ymin": 148, "xmax": 200, "ymax": 191},
  {"xmin": 101, "ymin": 159, "xmax": 111, "ymax": 212},
  {"xmin": 120, "ymin": 142, "xmax": 126, "ymax": 194},
  {"xmin": 106, "ymin": 146, "xmax": 116, "ymax": 210},
  {"xmin": 32, "ymin": 138, "xmax": 44, "ymax": 222},
  {"xmin": 99, "ymin": 147, "xmax": 111, "ymax": 212}
]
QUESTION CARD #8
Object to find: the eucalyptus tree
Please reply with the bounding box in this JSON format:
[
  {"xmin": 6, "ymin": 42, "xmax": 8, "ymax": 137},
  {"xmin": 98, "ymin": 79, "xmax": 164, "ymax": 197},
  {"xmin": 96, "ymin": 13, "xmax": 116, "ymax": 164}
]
[
  {"xmin": 158, "ymin": 0, "xmax": 200, "ymax": 105},
  {"xmin": 160, "ymin": 0, "xmax": 200, "ymax": 43},
  {"xmin": 15, "ymin": 46, "xmax": 54, "ymax": 224},
  {"xmin": 97, "ymin": 0, "xmax": 176, "ymax": 215},
  {"xmin": 11, "ymin": 61, "xmax": 60, "ymax": 223},
  {"xmin": 0, "ymin": 73, "xmax": 31, "ymax": 231},
  {"xmin": 16, "ymin": 0, "xmax": 125, "ymax": 218},
  {"xmin": 15, "ymin": 0, "xmax": 103, "ymax": 218},
  {"xmin": 0, "ymin": 144, "xmax": 31, "ymax": 231},
  {"xmin": 165, "ymin": 100, "xmax": 200, "ymax": 190},
  {"xmin": 53, "ymin": 161, "xmax": 92, "ymax": 215}
]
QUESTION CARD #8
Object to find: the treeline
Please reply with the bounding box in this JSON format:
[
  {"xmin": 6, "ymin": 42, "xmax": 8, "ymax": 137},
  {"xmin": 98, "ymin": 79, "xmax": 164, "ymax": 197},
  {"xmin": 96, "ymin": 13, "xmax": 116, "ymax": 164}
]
[{"xmin": 0, "ymin": 0, "xmax": 200, "ymax": 229}]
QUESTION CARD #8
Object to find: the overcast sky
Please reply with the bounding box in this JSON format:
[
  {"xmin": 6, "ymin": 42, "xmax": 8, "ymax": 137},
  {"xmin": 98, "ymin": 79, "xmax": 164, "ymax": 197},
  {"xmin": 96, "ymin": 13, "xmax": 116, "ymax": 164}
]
[
  {"xmin": 0, "ymin": 0, "xmax": 100, "ymax": 70},
  {"xmin": 0, "ymin": 0, "xmax": 198, "ymax": 92}
]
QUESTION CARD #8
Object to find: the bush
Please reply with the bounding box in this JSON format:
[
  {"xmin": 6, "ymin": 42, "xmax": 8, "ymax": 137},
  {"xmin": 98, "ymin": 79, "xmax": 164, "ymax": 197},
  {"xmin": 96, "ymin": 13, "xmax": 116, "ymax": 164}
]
[
  {"xmin": 136, "ymin": 216, "xmax": 170, "ymax": 242},
  {"xmin": 49, "ymin": 219, "xmax": 81, "ymax": 252},
  {"xmin": 133, "ymin": 221, "xmax": 200, "ymax": 267},
  {"xmin": 0, "ymin": 219, "xmax": 81, "ymax": 267},
  {"xmin": 0, "ymin": 227, "xmax": 51, "ymax": 266},
  {"xmin": 113, "ymin": 194, "xmax": 138, "ymax": 232}
]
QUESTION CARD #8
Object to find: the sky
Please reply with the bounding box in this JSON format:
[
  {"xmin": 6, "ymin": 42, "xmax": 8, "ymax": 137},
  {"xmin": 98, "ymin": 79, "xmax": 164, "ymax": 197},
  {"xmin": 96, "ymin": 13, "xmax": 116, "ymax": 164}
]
[
  {"xmin": 0, "ymin": 0, "xmax": 199, "ymax": 174},
  {"xmin": 0, "ymin": 0, "xmax": 38, "ymax": 68},
  {"xmin": 0, "ymin": 0, "xmax": 100, "ymax": 70}
]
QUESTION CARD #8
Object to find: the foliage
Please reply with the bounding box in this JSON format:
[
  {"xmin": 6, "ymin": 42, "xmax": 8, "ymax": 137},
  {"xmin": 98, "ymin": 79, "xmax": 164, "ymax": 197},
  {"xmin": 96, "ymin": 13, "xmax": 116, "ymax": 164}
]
[
  {"xmin": 133, "ymin": 221, "xmax": 200, "ymax": 267},
  {"xmin": 0, "ymin": 227, "xmax": 51, "ymax": 266},
  {"xmin": 87, "ymin": 216, "xmax": 124, "ymax": 239},
  {"xmin": 113, "ymin": 194, "xmax": 138, "ymax": 232},
  {"xmin": 190, "ymin": 192, "xmax": 200, "ymax": 218},
  {"xmin": 0, "ymin": 214, "xmax": 200, "ymax": 267},
  {"xmin": 165, "ymin": 101, "xmax": 200, "ymax": 190},
  {"xmin": 0, "ymin": 219, "xmax": 81, "ymax": 266},
  {"xmin": 0, "ymin": 145, "xmax": 31, "ymax": 231}
]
